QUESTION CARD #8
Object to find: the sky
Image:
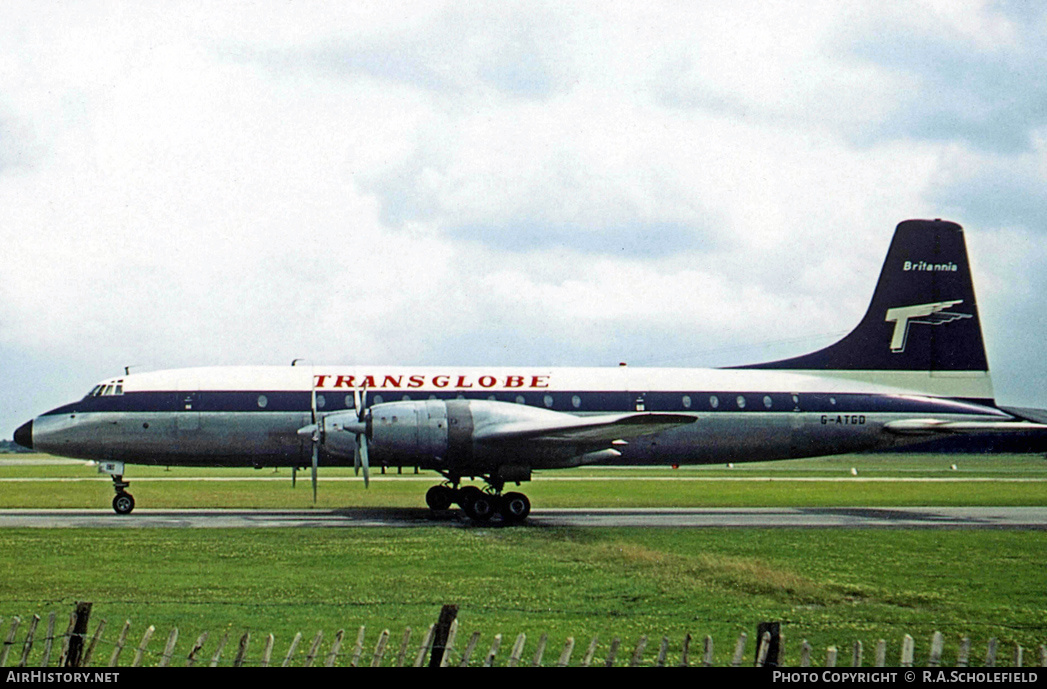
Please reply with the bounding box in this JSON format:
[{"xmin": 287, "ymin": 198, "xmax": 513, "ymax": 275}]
[{"xmin": 2, "ymin": 1, "xmax": 1047, "ymax": 436}]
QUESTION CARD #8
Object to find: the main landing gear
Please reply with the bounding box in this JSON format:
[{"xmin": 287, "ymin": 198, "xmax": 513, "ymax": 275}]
[{"xmin": 425, "ymin": 481, "xmax": 531, "ymax": 524}]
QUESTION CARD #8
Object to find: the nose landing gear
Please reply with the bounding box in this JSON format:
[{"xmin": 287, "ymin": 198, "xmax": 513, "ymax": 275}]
[
  {"xmin": 111, "ymin": 475, "xmax": 135, "ymax": 515},
  {"xmin": 97, "ymin": 462, "xmax": 135, "ymax": 515}
]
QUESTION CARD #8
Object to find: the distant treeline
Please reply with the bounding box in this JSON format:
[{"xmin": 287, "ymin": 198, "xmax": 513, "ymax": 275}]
[{"xmin": 0, "ymin": 440, "xmax": 32, "ymax": 454}]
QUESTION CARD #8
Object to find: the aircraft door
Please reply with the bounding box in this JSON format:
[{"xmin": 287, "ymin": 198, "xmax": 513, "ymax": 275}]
[{"xmin": 176, "ymin": 378, "xmax": 200, "ymax": 432}]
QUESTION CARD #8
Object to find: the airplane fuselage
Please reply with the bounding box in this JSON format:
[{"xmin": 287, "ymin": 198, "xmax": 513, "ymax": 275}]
[{"xmin": 24, "ymin": 364, "xmax": 1008, "ymax": 470}]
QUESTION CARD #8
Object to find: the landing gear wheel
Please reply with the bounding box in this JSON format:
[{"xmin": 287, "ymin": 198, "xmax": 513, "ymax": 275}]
[
  {"xmin": 462, "ymin": 493, "xmax": 496, "ymax": 522},
  {"xmin": 112, "ymin": 492, "xmax": 135, "ymax": 515},
  {"xmin": 425, "ymin": 485, "xmax": 454, "ymax": 511},
  {"xmin": 455, "ymin": 485, "xmax": 483, "ymax": 509},
  {"xmin": 500, "ymin": 492, "xmax": 531, "ymax": 523}
]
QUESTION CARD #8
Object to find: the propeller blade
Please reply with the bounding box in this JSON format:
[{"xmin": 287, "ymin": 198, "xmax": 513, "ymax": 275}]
[
  {"xmin": 359, "ymin": 433, "xmax": 370, "ymax": 488},
  {"xmin": 311, "ymin": 443, "xmax": 318, "ymax": 504}
]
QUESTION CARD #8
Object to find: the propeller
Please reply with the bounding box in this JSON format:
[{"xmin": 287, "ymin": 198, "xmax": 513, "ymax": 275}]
[
  {"xmin": 352, "ymin": 387, "xmax": 371, "ymax": 488},
  {"xmin": 310, "ymin": 377, "xmax": 320, "ymax": 503}
]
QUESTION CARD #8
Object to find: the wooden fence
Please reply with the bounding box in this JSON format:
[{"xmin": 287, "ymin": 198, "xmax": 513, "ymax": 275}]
[{"xmin": 1, "ymin": 603, "xmax": 1045, "ymax": 668}]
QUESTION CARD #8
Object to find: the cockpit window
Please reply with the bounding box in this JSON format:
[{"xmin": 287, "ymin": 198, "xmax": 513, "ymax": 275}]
[{"xmin": 88, "ymin": 380, "xmax": 125, "ymax": 397}]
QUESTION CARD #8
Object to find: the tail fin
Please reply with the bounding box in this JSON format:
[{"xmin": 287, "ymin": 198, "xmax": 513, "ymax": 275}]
[{"xmin": 741, "ymin": 219, "xmax": 993, "ymax": 399}]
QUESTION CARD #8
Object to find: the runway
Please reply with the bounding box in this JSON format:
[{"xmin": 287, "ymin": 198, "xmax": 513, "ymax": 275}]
[{"xmin": 0, "ymin": 506, "xmax": 1045, "ymax": 529}]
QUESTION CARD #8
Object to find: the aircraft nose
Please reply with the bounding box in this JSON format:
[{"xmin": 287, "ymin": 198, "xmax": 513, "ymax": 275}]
[{"xmin": 13, "ymin": 420, "xmax": 33, "ymax": 450}]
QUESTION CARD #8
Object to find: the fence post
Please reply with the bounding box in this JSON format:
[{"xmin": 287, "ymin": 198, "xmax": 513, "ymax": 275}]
[
  {"xmin": 348, "ymin": 626, "xmax": 363, "ymax": 666},
  {"xmin": 372, "ymin": 629, "xmax": 390, "ymax": 667},
  {"xmin": 556, "ymin": 637, "xmax": 575, "ymax": 667},
  {"xmin": 928, "ymin": 632, "xmax": 943, "ymax": 667},
  {"xmin": 580, "ymin": 636, "xmax": 598, "ymax": 667},
  {"xmin": 1, "ymin": 616, "xmax": 20, "ymax": 667},
  {"xmin": 438, "ymin": 621, "xmax": 458, "ymax": 667},
  {"xmin": 483, "ymin": 633, "xmax": 502, "ymax": 667},
  {"xmin": 1014, "ymin": 644, "xmax": 1023, "ymax": 668},
  {"xmin": 186, "ymin": 631, "xmax": 209, "ymax": 667},
  {"xmin": 703, "ymin": 635, "xmax": 714, "ymax": 667},
  {"xmin": 82, "ymin": 618, "xmax": 106, "ymax": 668},
  {"xmin": 957, "ymin": 637, "xmax": 970, "ymax": 667},
  {"xmin": 131, "ymin": 625, "xmax": 154, "ymax": 667},
  {"xmin": 158, "ymin": 628, "xmax": 178, "ymax": 668},
  {"xmin": 57, "ymin": 610, "xmax": 76, "ymax": 667},
  {"xmin": 107, "ymin": 620, "xmax": 130, "ymax": 667},
  {"xmin": 458, "ymin": 631, "xmax": 480, "ymax": 667},
  {"xmin": 900, "ymin": 634, "xmax": 914, "ymax": 667},
  {"xmin": 19, "ymin": 614, "xmax": 40, "ymax": 667},
  {"xmin": 680, "ymin": 633, "xmax": 692, "ymax": 667},
  {"xmin": 209, "ymin": 631, "xmax": 228, "ymax": 668},
  {"xmin": 532, "ymin": 632, "xmax": 548, "ymax": 667},
  {"xmin": 655, "ymin": 636, "xmax": 669, "ymax": 667},
  {"xmin": 604, "ymin": 637, "xmax": 620, "ymax": 667},
  {"xmin": 731, "ymin": 632, "xmax": 747, "ymax": 667},
  {"xmin": 756, "ymin": 632, "xmax": 770, "ymax": 667},
  {"xmin": 413, "ymin": 624, "xmax": 435, "ymax": 667},
  {"xmin": 852, "ymin": 640, "xmax": 863, "ymax": 667},
  {"xmin": 304, "ymin": 630, "xmax": 323, "ymax": 667},
  {"xmin": 874, "ymin": 639, "xmax": 886, "ymax": 667},
  {"xmin": 233, "ymin": 631, "xmax": 250, "ymax": 668},
  {"xmin": 280, "ymin": 631, "xmax": 301, "ymax": 668},
  {"xmin": 756, "ymin": 622, "xmax": 781, "ymax": 667},
  {"xmin": 395, "ymin": 627, "xmax": 411, "ymax": 667},
  {"xmin": 799, "ymin": 640, "xmax": 811, "ymax": 667},
  {"xmin": 508, "ymin": 632, "xmax": 526, "ymax": 667},
  {"xmin": 826, "ymin": 646, "xmax": 837, "ymax": 667},
  {"xmin": 326, "ymin": 628, "xmax": 345, "ymax": 668},
  {"xmin": 64, "ymin": 602, "xmax": 92, "ymax": 668},
  {"xmin": 629, "ymin": 635, "xmax": 647, "ymax": 667},
  {"xmin": 40, "ymin": 610, "xmax": 56, "ymax": 667},
  {"xmin": 985, "ymin": 638, "xmax": 998, "ymax": 667},
  {"xmin": 261, "ymin": 634, "xmax": 274, "ymax": 667},
  {"xmin": 428, "ymin": 604, "xmax": 458, "ymax": 668}
]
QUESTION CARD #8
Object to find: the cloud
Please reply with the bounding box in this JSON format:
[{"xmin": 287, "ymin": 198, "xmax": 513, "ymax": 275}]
[
  {"xmin": 929, "ymin": 139, "xmax": 1047, "ymax": 229},
  {"xmin": 238, "ymin": 2, "xmax": 574, "ymax": 99},
  {"xmin": 845, "ymin": 3, "xmax": 1047, "ymax": 153}
]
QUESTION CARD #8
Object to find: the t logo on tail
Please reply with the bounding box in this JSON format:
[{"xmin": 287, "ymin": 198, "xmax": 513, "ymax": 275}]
[{"xmin": 885, "ymin": 301, "xmax": 972, "ymax": 353}]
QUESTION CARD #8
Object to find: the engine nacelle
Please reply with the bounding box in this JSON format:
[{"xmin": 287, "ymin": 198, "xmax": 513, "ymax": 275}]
[
  {"xmin": 320, "ymin": 399, "xmax": 464, "ymax": 467},
  {"xmin": 320, "ymin": 398, "xmax": 596, "ymax": 477}
]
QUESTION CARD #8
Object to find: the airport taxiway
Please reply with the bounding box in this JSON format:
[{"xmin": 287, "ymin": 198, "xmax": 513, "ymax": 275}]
[{"xmin": 0, "ymin": 506, "xmax": 1044, "ymax": 529}]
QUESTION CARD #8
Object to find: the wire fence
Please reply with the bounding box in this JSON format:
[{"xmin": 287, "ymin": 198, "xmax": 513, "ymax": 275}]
[{"xmin": 2, "ymin": 604, "xmax": 1045, "ymax": 668}]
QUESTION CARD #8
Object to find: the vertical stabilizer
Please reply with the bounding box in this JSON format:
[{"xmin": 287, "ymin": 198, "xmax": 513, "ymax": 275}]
[{"xmin": 740, "ymin": 220, "xmax": 992, "ymax": 397}]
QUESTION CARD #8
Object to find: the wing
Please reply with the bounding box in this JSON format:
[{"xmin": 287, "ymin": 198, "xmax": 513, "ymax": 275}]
[
  {"xmin": 474, "ymin": 412, "xmax": 696, "ymax": 445},
  {"xmin": 885, "ymin": 419, "xmax": 1047, "ymax": 435}
]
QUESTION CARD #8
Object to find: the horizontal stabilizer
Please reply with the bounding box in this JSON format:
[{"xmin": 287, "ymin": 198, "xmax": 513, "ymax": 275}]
[
  {"xmin": 884, "ymin": 419, "xmax": 1047, "ymax": 435},
  {"xmin": 475, "ymin": 412, "xmax": 696, "ymax": 444}
]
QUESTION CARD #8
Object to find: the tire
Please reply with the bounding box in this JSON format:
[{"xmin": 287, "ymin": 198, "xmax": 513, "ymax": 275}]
[
  {"xmin": 463, "ymin": 494, "xmax": 495, "ymax": 522},
  {"xmin": 112, "ymin": 492, "xmax": 135, "ymax": 515},
  {"xmin": 425, "ymin": 485, "xmax": 453, "ymax": 511},
  {"xmin": 455, "ymin": 485, "xmax": 483, "ymax": 508},
  {"xmin": 500, "ymin": 492, "xmax": 531, "ymax": 523}
]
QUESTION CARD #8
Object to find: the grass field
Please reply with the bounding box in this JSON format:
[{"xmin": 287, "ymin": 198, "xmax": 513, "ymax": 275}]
[{"xmin": 0, "ymin": 452, "xmax": 1045, "ymax": 666}]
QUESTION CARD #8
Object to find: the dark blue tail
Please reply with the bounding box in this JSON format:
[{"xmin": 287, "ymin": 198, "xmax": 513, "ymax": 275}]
[{"xmin": 741, "ymin": 219, "xmax": 989, "ymax": 373}]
